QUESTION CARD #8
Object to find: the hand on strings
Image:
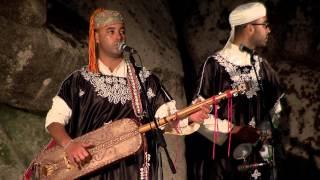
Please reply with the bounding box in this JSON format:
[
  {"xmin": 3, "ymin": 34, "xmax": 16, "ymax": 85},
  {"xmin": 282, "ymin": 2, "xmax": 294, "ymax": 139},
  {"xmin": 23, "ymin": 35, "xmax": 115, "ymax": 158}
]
[{"xmin": 64, "ymin": 140, "xmax": 93, "ymax": 169}]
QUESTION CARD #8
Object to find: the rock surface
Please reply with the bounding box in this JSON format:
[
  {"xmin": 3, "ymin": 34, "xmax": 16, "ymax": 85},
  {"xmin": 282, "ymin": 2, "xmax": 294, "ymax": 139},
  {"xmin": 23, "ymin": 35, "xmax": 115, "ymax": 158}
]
[{"xmin": 0, "ymin": 0, "xmax": 319, "ymax": 179}]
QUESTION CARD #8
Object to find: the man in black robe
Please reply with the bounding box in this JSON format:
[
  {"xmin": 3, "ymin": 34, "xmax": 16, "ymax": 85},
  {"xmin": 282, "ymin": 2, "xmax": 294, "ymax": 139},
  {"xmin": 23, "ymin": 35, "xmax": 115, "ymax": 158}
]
[
  {"xmin": 45, "ymin": 8, "xmax": 210, "ymax": 180},
  {"xmin": 186, "ymin": 2, "xmax": 285, "ymax": 180}
]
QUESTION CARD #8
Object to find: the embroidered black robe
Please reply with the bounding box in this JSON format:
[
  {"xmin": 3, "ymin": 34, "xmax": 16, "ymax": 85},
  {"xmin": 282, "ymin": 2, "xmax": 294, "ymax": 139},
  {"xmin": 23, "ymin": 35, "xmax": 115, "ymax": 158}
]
[
  {"xmin": 58, "ymin": 66, "xmax": 171, "ymax": 180},
  {"xmin": 186, "ymin": 54, "xmax": 283, "ymax": 180}
]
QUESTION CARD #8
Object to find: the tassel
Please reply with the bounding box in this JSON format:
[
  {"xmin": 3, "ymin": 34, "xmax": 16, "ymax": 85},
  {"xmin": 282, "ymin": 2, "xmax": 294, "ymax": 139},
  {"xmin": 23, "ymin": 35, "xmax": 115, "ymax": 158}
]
[
  {"xmin": 226, "ymin": 90, "xmax": 233, "ymax": 158},
  {"xmin": 212, "ymin": 96, "xmax": 218, "ymax": 159},
  {"xmin": 88, "ymin": 8, "xmax": 105, "ymax": 73}
]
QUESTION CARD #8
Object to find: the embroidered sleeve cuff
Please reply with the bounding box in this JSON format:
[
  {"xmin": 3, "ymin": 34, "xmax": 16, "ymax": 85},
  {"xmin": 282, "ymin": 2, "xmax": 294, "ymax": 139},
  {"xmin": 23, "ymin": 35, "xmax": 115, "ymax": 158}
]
[
  {"xmin": 154, "ymin": 100, "xmax": 200, "ymax": 135},
  {"xmin": 270, "ymin": 93, "xmax": 285, "ymax": 128},
  {"xmin": 202, "ymin": 115, "xmax": 233, "ymax": 133},
  {"xmin": 198, "ymin": 111, "xmax": 231, "ymax": 145},
  {"xmin": 154, "ymin": 100, "xmax": 177, "ymax": 130},
  {"xmin": 45, "ymin": 96, "xmax": 72, "ymax": 131},
  {"xmin": 197, "ymin": 125, "xmax": 228, "ymax": 145},
  {"xmin": 164, "ymin": 122, "xmax": 200, "ymax": 136}
]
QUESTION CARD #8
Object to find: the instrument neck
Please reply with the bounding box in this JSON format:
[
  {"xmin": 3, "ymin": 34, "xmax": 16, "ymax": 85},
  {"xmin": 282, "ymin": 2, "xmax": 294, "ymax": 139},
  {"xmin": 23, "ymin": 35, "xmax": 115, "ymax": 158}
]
[{"xmin": 138, "ymin": 89, "xmax": 238, "ymax": 133}]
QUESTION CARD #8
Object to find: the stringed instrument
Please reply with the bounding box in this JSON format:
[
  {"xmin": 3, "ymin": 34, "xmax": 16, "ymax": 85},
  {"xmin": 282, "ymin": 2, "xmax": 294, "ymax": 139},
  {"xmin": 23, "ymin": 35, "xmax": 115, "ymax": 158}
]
[{"xmin": 32, "ymin": 84, "xmax": 247, "ymax": 179}]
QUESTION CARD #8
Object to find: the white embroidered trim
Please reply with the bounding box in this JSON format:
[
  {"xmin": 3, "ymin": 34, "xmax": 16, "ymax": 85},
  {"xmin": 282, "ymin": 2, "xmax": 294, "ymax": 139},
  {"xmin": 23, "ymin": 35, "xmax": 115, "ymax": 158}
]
[
  {"xmin": 79, "ymin": 89, "xmax": 85, "ymax": 97},
  {"xmin": 139, "ymin": 67, "xmax": 151, "ymax": 83},
  {"xmin": 249, "ymin": 117, "xmax": 256, "ymax": 128},
  {"xmin": 80, "ymin": 68, "xmax": 152, "ymax": 105},
  {"xmin": 251, "ymin": 169, "xmax": 261, "ymax": 180},
  {"xmin": 140, "ymin": 152, "xmax": 151, "ymax": 180},
  {"xmin": 81, "ymin": 70, "xmax": 131, "ymax": 104},
  {"xmin": 270, "ymin": 93, "xmax": 285, "ymax": 128},
  {"xmin": 213, "ymin": 54, "xmax": 262, "ymax": 98},
  {"xmin": 147, "ymin": 88, "xmax": 155, "ymax": 99}
]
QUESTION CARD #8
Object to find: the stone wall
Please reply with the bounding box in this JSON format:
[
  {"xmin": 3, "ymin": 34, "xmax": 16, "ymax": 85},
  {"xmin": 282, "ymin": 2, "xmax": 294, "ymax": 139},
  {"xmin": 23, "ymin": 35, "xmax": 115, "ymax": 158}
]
[{"xmin": 0, "ymin": 0, "xmax": 319, "ymax": 179}]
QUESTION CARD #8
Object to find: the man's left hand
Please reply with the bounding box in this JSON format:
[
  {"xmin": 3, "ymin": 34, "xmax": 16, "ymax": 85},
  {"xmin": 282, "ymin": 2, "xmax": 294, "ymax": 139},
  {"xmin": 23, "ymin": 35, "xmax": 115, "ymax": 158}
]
[{"xmin": 188, "ymin": 104, "xmax": 211, "ymax": 123}]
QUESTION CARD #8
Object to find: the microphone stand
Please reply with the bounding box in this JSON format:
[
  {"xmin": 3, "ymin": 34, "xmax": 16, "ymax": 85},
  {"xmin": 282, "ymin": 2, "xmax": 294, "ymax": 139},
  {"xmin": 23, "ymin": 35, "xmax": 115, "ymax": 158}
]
[
  {"xmin": 124, "ymin": 51, "xmax": 177, "ymax": 174},
  {"xmin": 249, "ymin": 51, "xmax": 277, "ymax": 180}
]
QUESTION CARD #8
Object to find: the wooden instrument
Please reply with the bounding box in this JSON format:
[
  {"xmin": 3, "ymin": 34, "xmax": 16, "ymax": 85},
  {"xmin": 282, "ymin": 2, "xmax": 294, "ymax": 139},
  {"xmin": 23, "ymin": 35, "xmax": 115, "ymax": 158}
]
[{"xmin": 33, "ymin": 84, "xmax": 247, "ymax": 179}]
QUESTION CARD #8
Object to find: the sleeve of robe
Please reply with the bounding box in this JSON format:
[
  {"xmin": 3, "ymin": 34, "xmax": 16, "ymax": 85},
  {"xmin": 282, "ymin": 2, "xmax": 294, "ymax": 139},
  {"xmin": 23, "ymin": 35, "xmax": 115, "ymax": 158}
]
[{"xmin": 192, "ymin": 57, "xmax": 233, "ymax": 145}]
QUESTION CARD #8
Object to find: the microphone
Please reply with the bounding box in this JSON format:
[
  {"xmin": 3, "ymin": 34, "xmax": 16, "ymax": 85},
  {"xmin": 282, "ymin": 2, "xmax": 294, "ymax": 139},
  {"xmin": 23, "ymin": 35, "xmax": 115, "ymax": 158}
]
[
  {"xmin": 118, "ymin": 42, "xmax": 137, "ymax": 54},
  {"xmin": 239, "ymin": 44, "xmax": 255, "ymax": 55},
  {"xmin": 237, "ymin": 162, "xmax": 269, "ymax": 171}
]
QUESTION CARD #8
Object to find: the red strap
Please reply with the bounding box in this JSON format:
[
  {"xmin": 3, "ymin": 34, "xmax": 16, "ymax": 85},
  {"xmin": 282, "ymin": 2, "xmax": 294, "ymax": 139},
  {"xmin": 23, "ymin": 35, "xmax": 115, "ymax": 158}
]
[
  {"xmin": 211, "ymin": 96, "xmax": 219, "ymax": 159},
  {"xmin": 226, "ymin": 90, "xmax": 232, "ymax": 98},
  {"xmin": 226, "ymin": 90, "xmax": 233, "ymax": 158},
  {"xmin": 23, "ymin": 139, "xmax": 57, "ymax": 180},
  {"xmin": 173, "ymin": 112, "xmax": 182, "ymax": 134}
]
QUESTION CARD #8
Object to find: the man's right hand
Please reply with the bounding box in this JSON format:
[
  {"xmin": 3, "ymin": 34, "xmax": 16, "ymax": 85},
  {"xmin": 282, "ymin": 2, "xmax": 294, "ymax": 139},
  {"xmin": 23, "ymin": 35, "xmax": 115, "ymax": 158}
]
[
  {"xmin": 64, "ymin": 141, "xmax": 93, "ymax": 168},
  {"xmin": 47, "ymin": 122, "xmax": 94, "ymax": 168}
]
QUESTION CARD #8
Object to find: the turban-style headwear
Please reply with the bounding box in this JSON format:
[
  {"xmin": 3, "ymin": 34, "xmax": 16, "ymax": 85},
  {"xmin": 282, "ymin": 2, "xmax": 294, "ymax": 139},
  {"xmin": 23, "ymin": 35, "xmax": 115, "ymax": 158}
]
[
  {"xmin": 224, "ymin": 2, "xmax": 266, "ymax": 49},
  {"xmin": 88, "ymin": 9, "xmax": 124, "ymax": 73}
]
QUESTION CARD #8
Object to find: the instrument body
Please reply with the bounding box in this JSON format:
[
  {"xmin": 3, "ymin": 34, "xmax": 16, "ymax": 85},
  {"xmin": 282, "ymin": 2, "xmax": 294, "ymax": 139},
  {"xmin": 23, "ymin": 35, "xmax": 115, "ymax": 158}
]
[{"xmin": 34, "ymin": 119, "xmax": 142, "ymax": 180}]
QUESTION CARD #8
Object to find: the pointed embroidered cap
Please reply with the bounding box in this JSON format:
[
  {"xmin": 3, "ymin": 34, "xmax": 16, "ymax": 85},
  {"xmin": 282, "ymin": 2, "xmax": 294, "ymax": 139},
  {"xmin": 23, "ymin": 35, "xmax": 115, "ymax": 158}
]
[{"xmin": 94, "ymin": 10, "xmax": 124, "ymax": 29}]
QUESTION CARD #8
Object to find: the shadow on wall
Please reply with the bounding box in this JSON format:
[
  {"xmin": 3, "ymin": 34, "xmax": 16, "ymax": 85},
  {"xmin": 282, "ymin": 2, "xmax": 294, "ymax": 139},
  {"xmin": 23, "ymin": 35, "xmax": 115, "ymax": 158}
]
[{"xmin": 280, "ymin": 138, "xmax": 320, "ymax": 180}]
